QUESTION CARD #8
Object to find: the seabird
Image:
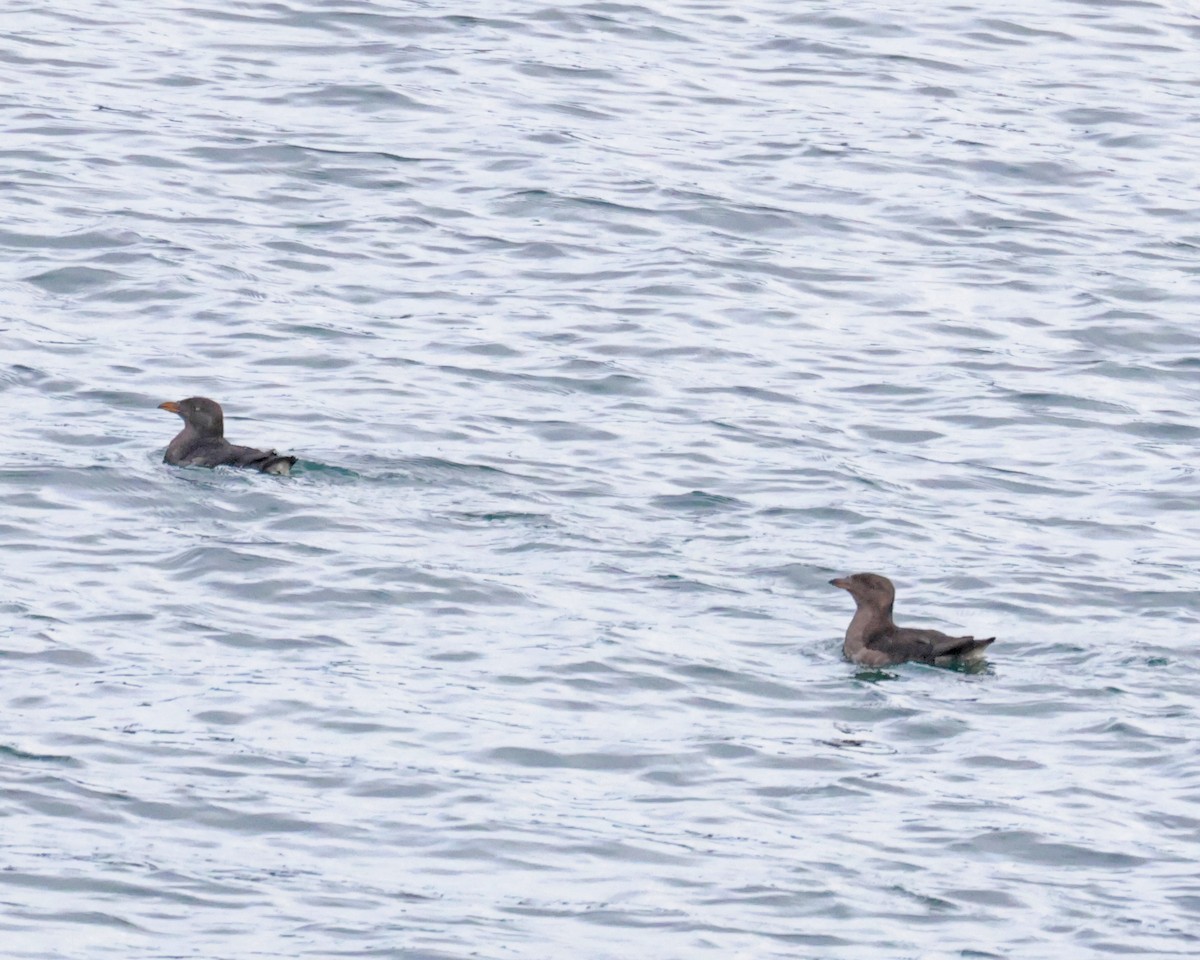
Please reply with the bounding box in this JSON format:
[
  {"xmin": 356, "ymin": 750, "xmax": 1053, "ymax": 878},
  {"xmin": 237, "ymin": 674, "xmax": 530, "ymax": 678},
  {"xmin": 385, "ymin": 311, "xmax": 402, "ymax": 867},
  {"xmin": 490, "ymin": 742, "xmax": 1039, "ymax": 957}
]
[
  {"xmin": 158, "ymin": 396, "xmax": 297, "ymax": 476},
  {"xmin": 830, "ymin": 572, "xmax": 994, "ymax": 667}
]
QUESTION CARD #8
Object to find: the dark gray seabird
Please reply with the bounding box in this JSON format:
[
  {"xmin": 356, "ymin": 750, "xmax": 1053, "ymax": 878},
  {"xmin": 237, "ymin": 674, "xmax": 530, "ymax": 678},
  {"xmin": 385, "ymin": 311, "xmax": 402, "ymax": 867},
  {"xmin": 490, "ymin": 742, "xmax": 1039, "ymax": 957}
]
[
  {"xmin": 158, "ymin": 397, "xmax": 297, "ymax": 475},
  {"xmin": 830, "ymin": 572, "xmax": 994, "ymax": 667}
]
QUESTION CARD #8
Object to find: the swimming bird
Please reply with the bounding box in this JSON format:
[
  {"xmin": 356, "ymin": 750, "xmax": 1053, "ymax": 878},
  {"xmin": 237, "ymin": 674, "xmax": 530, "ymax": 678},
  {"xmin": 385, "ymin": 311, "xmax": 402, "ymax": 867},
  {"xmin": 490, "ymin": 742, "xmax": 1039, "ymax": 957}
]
[
  {"xmin": 158, "ymin": 397, "xmax": 297, "ymax": 475},
  {"xmin": 829, "ymin": 572, "xmax": 994, "ymax": 667}
]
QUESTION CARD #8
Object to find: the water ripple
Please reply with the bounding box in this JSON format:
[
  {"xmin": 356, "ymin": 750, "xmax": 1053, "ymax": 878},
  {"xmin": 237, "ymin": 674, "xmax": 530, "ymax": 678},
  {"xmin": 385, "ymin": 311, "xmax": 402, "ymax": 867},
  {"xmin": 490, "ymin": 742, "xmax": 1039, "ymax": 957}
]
[{"xmin": 3, "ymin": 0, "xmax": 1200, "ymax": 957}]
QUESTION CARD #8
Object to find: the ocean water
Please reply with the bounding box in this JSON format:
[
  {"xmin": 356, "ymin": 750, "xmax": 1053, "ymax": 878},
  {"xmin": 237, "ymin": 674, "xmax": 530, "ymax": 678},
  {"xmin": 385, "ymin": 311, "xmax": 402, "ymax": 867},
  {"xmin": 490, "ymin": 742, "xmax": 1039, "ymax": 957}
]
[{"xmin": 2, "ymin": 1, "xmax": 1199, "ymax": 957}]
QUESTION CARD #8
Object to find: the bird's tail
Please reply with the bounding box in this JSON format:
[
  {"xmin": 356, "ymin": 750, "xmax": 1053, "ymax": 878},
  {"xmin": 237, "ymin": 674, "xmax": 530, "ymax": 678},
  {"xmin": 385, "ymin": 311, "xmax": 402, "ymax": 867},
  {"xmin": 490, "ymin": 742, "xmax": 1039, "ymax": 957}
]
[
  {"xmin": 949, "ymin": 637, "xmax": 994, "ymax": 660},
  {"xmin": 261, "ymin": 455, "xmax": 298, "ymax": 476}
]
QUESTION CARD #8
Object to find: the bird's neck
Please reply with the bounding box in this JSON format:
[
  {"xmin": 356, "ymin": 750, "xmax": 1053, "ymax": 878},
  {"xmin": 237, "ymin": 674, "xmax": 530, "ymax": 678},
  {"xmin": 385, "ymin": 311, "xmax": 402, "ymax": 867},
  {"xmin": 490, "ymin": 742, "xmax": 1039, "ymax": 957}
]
[
  {"xmin": 850, "ymin": 600, "xmax": 894, "ymax": 636},
  {"xmin": 168, "ymin": 421, "xmax": 219, "ymax": 456},
  {"xmin": 186, "ymin": 421, "xmax": 223, "ymax": 440}
]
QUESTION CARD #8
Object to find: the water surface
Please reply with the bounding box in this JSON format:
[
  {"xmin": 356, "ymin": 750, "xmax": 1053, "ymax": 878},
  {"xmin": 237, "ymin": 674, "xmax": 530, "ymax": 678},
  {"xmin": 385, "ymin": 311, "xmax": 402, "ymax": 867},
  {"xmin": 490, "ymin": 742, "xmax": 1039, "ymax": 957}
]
[{"xmin": 2, "ymin": 1, "xmax": 1200, "ymax": 957}]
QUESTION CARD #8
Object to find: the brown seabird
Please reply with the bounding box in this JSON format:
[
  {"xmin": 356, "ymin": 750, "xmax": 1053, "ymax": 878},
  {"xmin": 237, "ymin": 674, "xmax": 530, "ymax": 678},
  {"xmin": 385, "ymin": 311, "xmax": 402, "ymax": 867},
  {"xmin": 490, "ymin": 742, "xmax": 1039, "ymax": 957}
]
[
  {"xmin": 830, "ymin": 572, "xmax": 994, "ymax": 667},
  {"xmin": 158, "ymin": 397, "xmax": 297, "ymax": 476}
]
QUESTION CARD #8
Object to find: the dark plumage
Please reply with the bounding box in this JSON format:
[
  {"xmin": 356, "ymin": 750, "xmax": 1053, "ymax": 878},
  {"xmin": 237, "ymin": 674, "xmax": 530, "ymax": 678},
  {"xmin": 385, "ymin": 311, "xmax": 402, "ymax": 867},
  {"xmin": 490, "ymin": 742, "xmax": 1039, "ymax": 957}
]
[
  {"xmin": 158, "ymin": 397, "xmax": 297, "ymax": 476},
  {"xmin": 829, "ymin": 573, "xmax": 994, "ymax": 667}
]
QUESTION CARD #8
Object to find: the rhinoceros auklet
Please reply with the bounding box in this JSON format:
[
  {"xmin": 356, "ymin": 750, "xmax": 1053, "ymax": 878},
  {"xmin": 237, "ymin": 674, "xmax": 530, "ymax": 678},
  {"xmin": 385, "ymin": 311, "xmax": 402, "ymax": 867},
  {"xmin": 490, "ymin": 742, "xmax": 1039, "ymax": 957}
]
[
  {"xmin": 158, "ymin": 397, "xmax": 297, "ymax": 475},
  {"xmin": 830, "ymin": 572, "xmax": 994, "ymax": 667}
]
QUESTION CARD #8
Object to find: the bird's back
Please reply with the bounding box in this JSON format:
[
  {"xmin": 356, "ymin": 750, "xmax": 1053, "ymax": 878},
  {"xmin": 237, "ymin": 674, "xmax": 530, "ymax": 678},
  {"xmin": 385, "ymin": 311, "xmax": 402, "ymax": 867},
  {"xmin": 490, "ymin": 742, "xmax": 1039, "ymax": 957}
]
[
  {"xmin": 166, "ymin": 435, "xmax": 295, "ymax": 475},
  {"xmin": 875, "ymin": 626, "xmax": 993, "ymax": 665}
]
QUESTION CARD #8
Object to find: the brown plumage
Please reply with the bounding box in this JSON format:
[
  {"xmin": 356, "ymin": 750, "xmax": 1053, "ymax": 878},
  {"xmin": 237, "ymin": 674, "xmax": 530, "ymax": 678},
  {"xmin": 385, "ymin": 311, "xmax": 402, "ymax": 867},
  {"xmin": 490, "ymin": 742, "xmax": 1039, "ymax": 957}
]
[
  {"xmin": 829, "ymin": 573, "xmax": 994, "ymax": 667},
  {"xmin": 158, "ymin": 397, "xmax": 297, "ymax": 475}
]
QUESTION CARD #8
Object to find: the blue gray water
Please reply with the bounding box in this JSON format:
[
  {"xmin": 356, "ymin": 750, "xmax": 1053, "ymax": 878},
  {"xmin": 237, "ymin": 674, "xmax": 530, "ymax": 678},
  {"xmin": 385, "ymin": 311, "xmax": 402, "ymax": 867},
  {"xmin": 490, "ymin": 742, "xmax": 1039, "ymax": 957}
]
[{"xmin": 2, "ymin": 1, "xmax": 1199, "ymax": 957}]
